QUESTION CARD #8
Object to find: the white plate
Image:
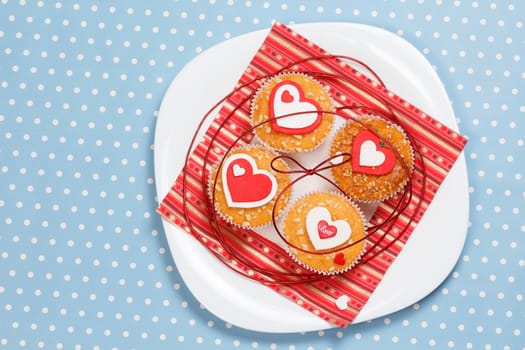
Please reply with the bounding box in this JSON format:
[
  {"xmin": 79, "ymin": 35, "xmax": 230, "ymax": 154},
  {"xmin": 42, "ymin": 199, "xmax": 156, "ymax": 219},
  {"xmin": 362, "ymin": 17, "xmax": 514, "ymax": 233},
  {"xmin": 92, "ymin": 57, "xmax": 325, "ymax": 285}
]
[{"xmin": 154, "ymin": 22, "xmax": 469, "ymax": 333}]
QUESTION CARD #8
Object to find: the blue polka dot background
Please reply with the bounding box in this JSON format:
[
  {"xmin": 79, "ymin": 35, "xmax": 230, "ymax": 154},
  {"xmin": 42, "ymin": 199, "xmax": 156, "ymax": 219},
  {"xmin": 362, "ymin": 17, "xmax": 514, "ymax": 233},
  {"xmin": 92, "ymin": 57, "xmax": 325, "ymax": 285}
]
[{"xmin": 0, "ymin": 1, "xmax": 523, "ymax": 350}]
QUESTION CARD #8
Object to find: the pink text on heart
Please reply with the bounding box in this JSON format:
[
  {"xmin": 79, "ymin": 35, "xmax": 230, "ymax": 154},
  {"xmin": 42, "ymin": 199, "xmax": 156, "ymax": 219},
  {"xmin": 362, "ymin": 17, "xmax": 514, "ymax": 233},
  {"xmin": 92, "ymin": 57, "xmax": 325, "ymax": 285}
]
[{"xmin": 317, "ymin": 220, "xmax": 338, "ymax": 239}]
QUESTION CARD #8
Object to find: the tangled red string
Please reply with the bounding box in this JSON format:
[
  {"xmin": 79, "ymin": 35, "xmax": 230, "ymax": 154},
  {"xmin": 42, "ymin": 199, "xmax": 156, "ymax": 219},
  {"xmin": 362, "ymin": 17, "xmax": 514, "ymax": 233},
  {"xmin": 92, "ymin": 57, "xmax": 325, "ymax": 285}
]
[{"xmin": 180, "ymin": 54, "xmax": 427, "ymax": 285}]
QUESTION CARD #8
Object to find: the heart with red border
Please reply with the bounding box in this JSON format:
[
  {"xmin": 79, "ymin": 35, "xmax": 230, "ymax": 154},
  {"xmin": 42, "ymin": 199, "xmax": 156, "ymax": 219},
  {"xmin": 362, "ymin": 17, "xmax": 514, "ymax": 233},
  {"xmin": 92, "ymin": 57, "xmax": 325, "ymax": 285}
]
[
  {"xmin": 269, "ymin": 80, "xmax": 322, "ymax": 134},
  {"xmin": 305, "ymin": 206, "xmax": 352, "ymax": 251},
  {"xmin": 221, "ymin": 154, "xmax": 278, "ymax": 208},
  {"xmin": 352, "ymin": 129, "xmax": 396, "ymax": 175}
]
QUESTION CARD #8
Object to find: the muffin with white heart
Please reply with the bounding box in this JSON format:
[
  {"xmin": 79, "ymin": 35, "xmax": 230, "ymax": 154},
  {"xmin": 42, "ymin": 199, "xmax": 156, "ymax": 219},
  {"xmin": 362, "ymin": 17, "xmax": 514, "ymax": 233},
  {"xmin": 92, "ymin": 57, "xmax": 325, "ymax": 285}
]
[
  {"xmin": 330, "ymin": 115, "xmax": 414, "ymax": 202},
  {"xmin": 251, "ymin": 72, "xmax": 335, "ymax": 153},
  {"xmin": 208, "ymin": 145, "xmax": 292, "ymax": 228},
  {"xmin": 282, "ymin": 192, "xmax": 366, "ymax": 275}
]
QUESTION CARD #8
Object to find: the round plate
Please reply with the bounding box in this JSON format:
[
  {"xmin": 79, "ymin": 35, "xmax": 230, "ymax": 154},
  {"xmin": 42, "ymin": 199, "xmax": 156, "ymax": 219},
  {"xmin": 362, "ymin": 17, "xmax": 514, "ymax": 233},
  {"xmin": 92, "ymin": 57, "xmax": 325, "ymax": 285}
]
[{"xmin": 154, "ymin": 22, "xmax": 469, "ymax": 333}]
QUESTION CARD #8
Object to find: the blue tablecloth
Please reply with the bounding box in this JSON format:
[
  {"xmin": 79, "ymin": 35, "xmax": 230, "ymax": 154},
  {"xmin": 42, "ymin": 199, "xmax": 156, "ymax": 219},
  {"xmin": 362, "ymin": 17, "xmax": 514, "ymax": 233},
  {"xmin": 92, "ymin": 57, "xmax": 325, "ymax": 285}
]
[{"xmin": 1, "ymin": 1, "xmax": 523, "ymax": 349}]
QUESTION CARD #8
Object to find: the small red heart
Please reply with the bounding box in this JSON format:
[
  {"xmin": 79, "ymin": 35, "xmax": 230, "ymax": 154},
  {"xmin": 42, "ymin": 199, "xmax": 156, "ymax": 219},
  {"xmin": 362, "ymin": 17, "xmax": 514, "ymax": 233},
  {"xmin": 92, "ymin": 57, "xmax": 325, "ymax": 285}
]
[
  {"xmin": 318, "ymin": 220, "xmax": 337, "ymax": 239},
  {"xmin": 281, "ymin": 90, "xmax": 294, "ymax": 103},
  {"xmin": 333, "ymin": 253, "xmax": 346, "ymax": 265}
]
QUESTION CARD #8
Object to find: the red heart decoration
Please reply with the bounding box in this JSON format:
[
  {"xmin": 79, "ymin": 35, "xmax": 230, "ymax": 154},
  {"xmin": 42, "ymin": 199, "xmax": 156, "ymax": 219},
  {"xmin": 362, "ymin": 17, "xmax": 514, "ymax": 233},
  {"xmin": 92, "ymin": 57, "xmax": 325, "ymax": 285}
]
[
  {"xmin": 333, "ymin": 253, "xmax": 346, "ymax": 265},
  {"xmin": 281, "ymin": 90, "xmax": 294, "ymax": 103},
  {"xmin": 223, "ymin": 155, "xmax": 277, "ymax": 208},
  {"xmin": 317, "ymin": 220, "xmax": 338, "ymax": 239},
  {"xmin": 352, "ymin": 130, "xmax": 396, "ymax": 175},
  {"xmin": 269, "ymin": 80, "xmax": 322, "ymax": 134}
]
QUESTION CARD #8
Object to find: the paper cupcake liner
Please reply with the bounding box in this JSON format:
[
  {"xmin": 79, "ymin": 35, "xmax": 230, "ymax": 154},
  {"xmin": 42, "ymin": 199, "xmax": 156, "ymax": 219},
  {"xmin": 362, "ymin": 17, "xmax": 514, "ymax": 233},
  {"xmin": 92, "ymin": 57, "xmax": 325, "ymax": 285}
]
[
  {"xmin": 328, "ymin": 114, "xmax": 415, "ymax": 203},
  {"xmin": 280, "ymin": 190, "xmax": 368, "ymax": 275},
  {"xmin": 250, "ymin": 71, "xmax": 336, "ymax": 154},
  {"xmin": 206, "ymin": 144, "xmax": 293, "ymax": 229}
]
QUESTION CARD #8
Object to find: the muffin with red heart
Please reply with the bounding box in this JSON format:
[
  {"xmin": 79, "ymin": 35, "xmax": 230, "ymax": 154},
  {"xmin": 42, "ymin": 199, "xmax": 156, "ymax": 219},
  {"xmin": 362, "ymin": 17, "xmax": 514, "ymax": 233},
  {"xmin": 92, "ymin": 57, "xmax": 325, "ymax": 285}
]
[
  {"xmin": 282, "ymin": 192, "xmax": 366, "ymax": 274},
  {"xmin": 330, "ymin": 116, "xmax": 414, "ymax": 202},
  {"xmin": 208, "ymin": 145, "xmax": 292, "ymax": 228},
  {"xmin": 251, "ymin": 72, "xmax": 335, "ymax": 153}
]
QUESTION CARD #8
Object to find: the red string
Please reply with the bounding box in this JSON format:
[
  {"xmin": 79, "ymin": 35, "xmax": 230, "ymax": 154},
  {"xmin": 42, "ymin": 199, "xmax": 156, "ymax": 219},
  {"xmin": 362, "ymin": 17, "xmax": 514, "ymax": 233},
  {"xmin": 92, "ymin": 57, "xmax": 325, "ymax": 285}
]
[{"xmin": 179, "ymin": 54, "xmax": 427, "ymax": 285}]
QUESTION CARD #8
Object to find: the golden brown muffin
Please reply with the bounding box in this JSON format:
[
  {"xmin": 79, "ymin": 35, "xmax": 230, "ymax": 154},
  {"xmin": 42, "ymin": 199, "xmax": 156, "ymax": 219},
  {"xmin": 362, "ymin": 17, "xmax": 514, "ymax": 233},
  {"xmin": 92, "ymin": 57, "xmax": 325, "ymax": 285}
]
[
  {"xmin": 330, "ymin": 116, "xmax": 414, "ymax": 202},
  {"xmin": 282, "ymin": 192, "xmax": 366, "ymax": 274},
  {"xmin": 251, "ymin": 73, "xmax": 334, "ymax": 152},
  {"xmin": 209, "ymin": 145, "xmax": 292, "ymax": 228}
]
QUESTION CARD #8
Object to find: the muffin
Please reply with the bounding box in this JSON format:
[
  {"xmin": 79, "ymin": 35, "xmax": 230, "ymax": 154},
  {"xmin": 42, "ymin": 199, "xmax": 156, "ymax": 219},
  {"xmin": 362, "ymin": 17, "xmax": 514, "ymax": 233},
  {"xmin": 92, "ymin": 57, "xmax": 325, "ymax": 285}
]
[
  {"xmin": 208, "ymin": 145, "xmax": 292, "ymax": 228},
  {"xmin": 330, "ymin": 116, "xmax": 414, "ymax": 202},
  {"xmin": 282, "ymin": 192, "xmax": 366, "ymax": 274},
  {"xmin": 251, "ymin": 72, "xmax": 334, "ymax": 152}
]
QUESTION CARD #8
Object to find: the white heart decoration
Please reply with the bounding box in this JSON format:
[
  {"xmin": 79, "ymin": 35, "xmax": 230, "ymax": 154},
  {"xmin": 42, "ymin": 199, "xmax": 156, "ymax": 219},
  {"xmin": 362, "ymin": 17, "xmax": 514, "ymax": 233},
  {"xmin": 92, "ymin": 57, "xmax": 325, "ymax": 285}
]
[
  {"xmin": 272, "ymin": 82, "xmax": 320, "ymax": 130},
  {"xmin": 232, "ymin": 164, "xmax": 245, "ymax": 177},
  {"xmin": 335, "ymin": 295, "xmax": 350, "ymax": 310},
  {"xmin": 305, "ymin": 206, "xmax": 352, "ymax": 251},
  {"xmin": 359, "ymin": 140, "xmax": 386, "ymax": 167}
]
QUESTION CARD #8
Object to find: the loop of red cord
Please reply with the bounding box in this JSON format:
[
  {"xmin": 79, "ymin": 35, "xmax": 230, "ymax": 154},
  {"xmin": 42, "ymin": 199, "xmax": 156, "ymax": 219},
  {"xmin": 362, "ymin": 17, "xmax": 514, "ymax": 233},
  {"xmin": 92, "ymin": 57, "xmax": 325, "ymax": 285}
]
[{"xmin": 179, "ymin": 54, "xmax": 427, "ymax": 285}]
